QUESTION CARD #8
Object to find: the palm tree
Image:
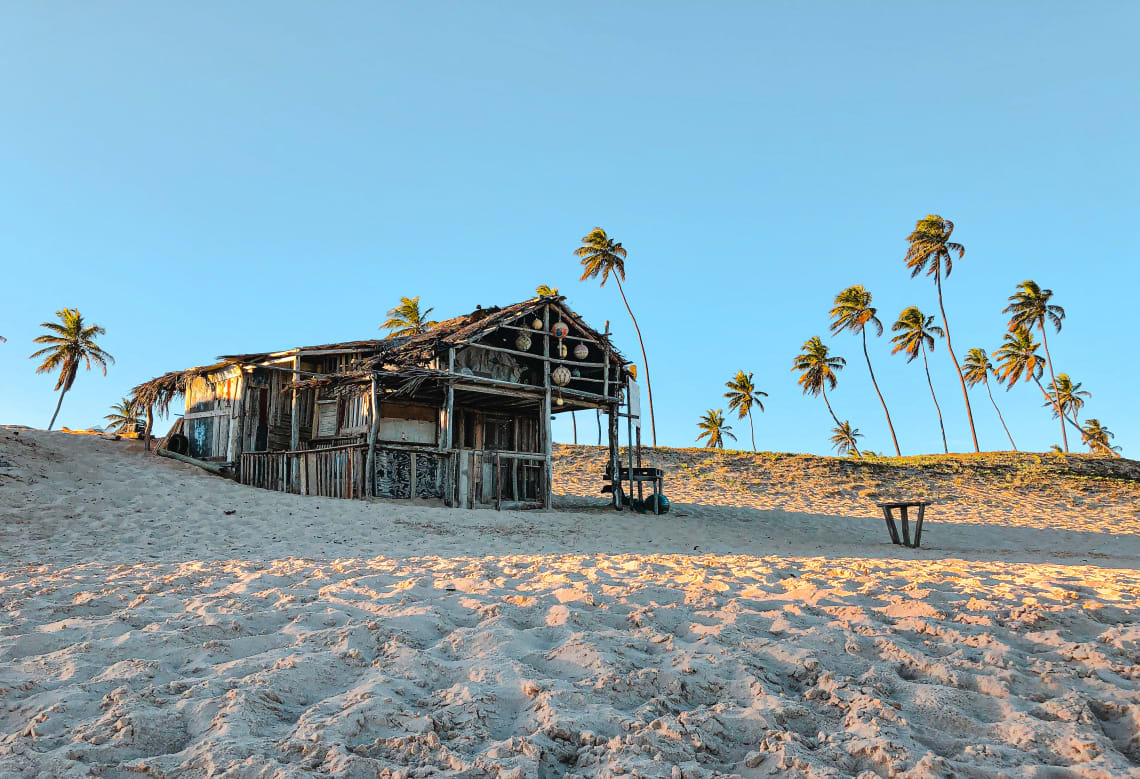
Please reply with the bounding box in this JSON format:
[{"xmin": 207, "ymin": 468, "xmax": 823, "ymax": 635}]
[
  {"xmin": 891, "ymin": 306, "xmax": 948, "ymax": 453},
  {"xmin": 962, "ymin": 348, "xmax": 1017, "ymax": 451},
  {"xmin": 829, "ymin": 285, "xmax": 901, "ymax": 456},
  {"xmin": 104, "ymin": 397, "xmax": 143, "ymax": 434},
  {"xmin": 830, "ymin": 421, "xmax": 863, "ymax": 457},
  {"xmin": 1004, "ymin": 281, "xmax": 1068, "ymax": 450},
  {"xmin": 535, "ymin": 285, "xmax": 560, "ymax": 297},
  {"xmin": 1080, "ymin": 419, "xmax": 1120, "ymax": 457},
  {"xmin": 696, "ymin": 409, "xmax": 735, "ymax": 449},
  {"xmin": 575, "ymin": 227, "xmax": 657, "ymax": 445},
  {"xmin": 380, "ymin": 296, "xmax": 437, "ymax": 339},
  {"xmin": 792, "ymin": 336, "xmax": 846, "ymax": 431},
  {"xmin": 724, "ymin": 370, "xmax": 767, "ymax": 451},
  {"xmin": 993, "ymin": 325, "xmax": 1080, "ymax": 445},
  {"xmin": 29, "ymin": 308, "xmax": 114, "ymax": 430},
  {"xmin": 1046, "ymin": 373, "xmax": 1090, "ymax": 428},
  {"xmin": 903, "ymin": 215, "xmax": 979, "ymax": 452}
]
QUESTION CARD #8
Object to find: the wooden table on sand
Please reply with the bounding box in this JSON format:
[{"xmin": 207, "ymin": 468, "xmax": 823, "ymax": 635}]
[{"xmin": 877, "ymin": 501, "xmax": 931, "ymax": 549}]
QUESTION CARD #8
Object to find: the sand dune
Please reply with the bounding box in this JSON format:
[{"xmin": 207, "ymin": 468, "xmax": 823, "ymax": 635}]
[{"xmin": 2, "ymin": 429, "xmax": 1138, "ymax": 777}]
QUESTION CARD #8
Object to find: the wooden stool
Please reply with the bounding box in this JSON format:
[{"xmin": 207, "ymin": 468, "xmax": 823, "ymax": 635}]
[{"xmin": 877, "ymin": 501, "xmax": 931, "ymax": 548}]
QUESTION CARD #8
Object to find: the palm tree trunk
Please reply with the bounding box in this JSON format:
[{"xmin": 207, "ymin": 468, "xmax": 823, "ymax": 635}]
[
  {"xmin": 748, "ymin": 411, "xmax": 756, "ymax": 451},
  {"xmin": 612, "ymin": 275, "xmax": 656, "ymax": 446},
  {"xmin": 921, "ymin": 347, "xmax": 948, "ymax": 454},
  {"xmin": 1039, "ymin": 328, "xmax": 1069, "ymax": 452},
  {"xmin": 596, "ymin": 409, "xmax": 602, "ymax": 446},
  {"xmin": 47, "ymin": 387, "xmax": 68, "ymax": 431},
  {"xmin": 820, "ymin": 385, "xmax": 841, "ymax": 428},
  {"xmin": 862, "ymin": 329, "xmax": 901, "ymax": 456},
  {"xmin": 935, "ymin": 272, "xmax": 980, "ymax": 452},
  {"xmin": 985, "ymin": 381, "xmax": 1017, "ymax": 451}
]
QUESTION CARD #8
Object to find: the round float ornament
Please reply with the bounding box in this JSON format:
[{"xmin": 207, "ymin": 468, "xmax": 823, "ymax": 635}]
[
  {"xmin": 515, "ymin": 332, "xmax": 532, "ymax": 352},
  {"xmin": 532, "ymin": 318, "xmax": 543, "ymax": 330},
  {"xmin": 573, "ymin": 343, "xmax": 588, "ymax": 360},
  {"xmin": 556, "ymin": 343, "xmax": 568, "ymax": 358},
  {"xmin": 551, "ymin": 366, "xmax": 571, "ymax": 386},
  {"xmin": 551, "ymin": 322, "xmax": 569, "ymax": 339}
]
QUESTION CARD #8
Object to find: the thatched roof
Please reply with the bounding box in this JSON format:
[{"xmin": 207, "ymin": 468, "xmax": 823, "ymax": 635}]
[
  {"xmin": 134, "ymin": 296, "xmax": 626, "ymax": 408},
  {"xmin": 372, "ymin": 295, "xmax": 626, "ymax": 369},
  {"xmin": 132, "ymin": 361, "xmax": 236, "ymax": 416}
]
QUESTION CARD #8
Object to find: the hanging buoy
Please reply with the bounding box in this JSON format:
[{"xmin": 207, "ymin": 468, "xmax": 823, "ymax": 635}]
[
  {"xmin": 515, "ymin": 332, "xmax": 532, "ymax": 352},
  {"xmin": 557, "ymin": 343, "xmax": 568, "ymax": 358},
  {"xmin": 573, "ymin": 343, "xmax": 589, "ymax": 360},
  {"xmin": 552, "ymin": 322, "xmax": 569, "ymax": 339},
  {"xmin": 551, "ymin": 366, "xmax": 571, "ymax": 386},
  {"xmin": 532, "ymin": 318, "xmax": 543, "ymax": 330}
]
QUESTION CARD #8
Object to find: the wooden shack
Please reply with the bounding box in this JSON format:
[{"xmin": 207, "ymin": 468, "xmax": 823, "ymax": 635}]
[{"xmin": 134, "ymin": 296, "xmax": 635, "ymax": 509}]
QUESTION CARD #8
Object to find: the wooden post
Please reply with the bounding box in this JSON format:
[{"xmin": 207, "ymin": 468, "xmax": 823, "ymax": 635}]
[
  {"xmin": 365, "ymin": 374, "xmax": 379, "ymax": 498},
  {"xmin": 225, "ymin": 375, "xmax": 244, "ymax": 463},
  {"xmin": 290, "ymin": 356, "xmax": 301, "ymax": 450},
  {"xmin": 144, "ymin": 405, "xmax": 154, "ymax": 452},
  {"xmin": 609, "ymin": 403, "xmax": 621, "ymax": 510},
  {"xmin": 541, "ymin": 304, "xmax": 553, "ymax": 508}
]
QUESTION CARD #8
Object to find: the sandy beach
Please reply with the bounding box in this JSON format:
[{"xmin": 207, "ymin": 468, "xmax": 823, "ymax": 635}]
[{"xmin": 2, "ymin": 428, "xmax": 1138, "ymax": 777}]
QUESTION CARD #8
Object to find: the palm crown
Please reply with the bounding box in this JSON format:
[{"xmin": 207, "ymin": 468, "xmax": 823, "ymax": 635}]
[
  {"xmin": 792, "ymin": 336, "xmax": 845, "ymax": 396},
  {"xmin": 696, "ymin": 408, "xmax": 736, "ymax": 449},
  {"xmin": 30, "ymin": 308, "xmax": 114, "ymax": 392},
  {"xmin": 381, "ymin": 296, "xmax": 437, "ymax": 339},
  {"xmin": 830, "ymin": 421, "xmax": 862, "ymax": 457},
  {"xmin": 829, "ymin": 285, "xmax": 883, "ymax": 336},
  {"xmin": 1046, "ymin": 373, "xmax": 1090, "ymax": 420},
  {"xmin": 961, "ymin": 348, "xmax": 994, "ymax": 388},
  {"xmin": 724, "ymin": 371, "xmax": 766, "ymax": 418},
  {"xmin": 1004, "ymin": 280, "xmax": 1064, "ymax": 333},
  {"xmin": 1080, "ymin": 419, "xmax": 1119, "ymax": 455},
  {"xmin": 890, "ymin": 306, "xmax": 943, "ymax": 362},
  {"xmin": 903, "ymin": 215, "xmax": 964, "ymax": 279},
  {"xmin": 104, "ymin": 397, "xmax": 143, "ymax": 434},
  {"xmin": 574, "ymin": 228, "xmax": 627, "ymax": 286},
  {"xmin": 994, "ymin": 325, "xmax": 1044, "ymax": 387}
]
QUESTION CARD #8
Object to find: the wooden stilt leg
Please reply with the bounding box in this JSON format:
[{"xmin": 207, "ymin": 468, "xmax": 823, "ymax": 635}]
[
  {"xmin": 900, "ymin": 504, "xmax": 911, "ymax": 547},
  {"xmin": 882, "ymin": 506, "xmax": 900, "ymax": 544},
  {"xmin": 913, "ymin": 503, "xmax": 925, "ymax": 548}
]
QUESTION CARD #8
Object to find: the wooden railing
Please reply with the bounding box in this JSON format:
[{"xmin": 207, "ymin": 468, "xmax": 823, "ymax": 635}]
[{"xmin": 240, "ymin": 443, "xmax": 366, "ymax": 499}]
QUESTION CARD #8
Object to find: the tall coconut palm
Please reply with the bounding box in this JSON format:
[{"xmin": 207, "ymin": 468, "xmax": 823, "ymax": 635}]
[
  {"xmin": 696, "ymin": 408, "xmax": 735, "ymax": 449},
  {"xmin": 1003, "ymin": 281, "xmax": 1068, "ymax": 450},
  {"xmin": 29, "ymin": 308, "xmax": 114, "ymax": 431},
  {"xmin": 380, "ymin": 296, "xmax": 437, "ymax": 339},
  {"xmin": 535, "ymin": 285, "xmax": 560, "ymax": 297},
  {"xmin": 575, "ymin": 227, "xmax": 657, "ymax": 445},
  {"xmin": 890, "ymin": 306, "xmax": 948, "ymax": 453},
  {"xmin": 903, "ymin": 215, "xmax": 979, "ymax": 452},
  {"xmin": 792, "ymin": 336, "xmax": 846, "ymax": 433},
  {"xmin": 1080, "ymin": 419, "xmax": 1120, "ymax": 457},
  {"xmin": 1046, "ymin": 373, "xmax": 1090, "ymax": 428},
  {"xmin": 962, "ymin": 348, "xmax": 1017, "ymax": 451},
  {"xmin": 724, "ymin": 370, "xmax": 767, "ymax": 451},
  {"xmin": 104, "ymin": 397, "xmax": 143, "ymax": 435},
  {"xmin": 830, "ymin": 421, "xmax": 863, "ymax": 457},
  {"xmin": 829, "ymin": 285, "xmax": 901, "ymax": 456}
]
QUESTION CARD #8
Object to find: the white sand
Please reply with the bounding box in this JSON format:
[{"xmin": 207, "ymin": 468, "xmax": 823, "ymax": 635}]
[{"xmin": 1, "ymin": 429, "xmax": 1138, "ymax": 777}]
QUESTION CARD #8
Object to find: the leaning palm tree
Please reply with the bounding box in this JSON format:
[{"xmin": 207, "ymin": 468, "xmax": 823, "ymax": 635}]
[
  {"xmin": 1046, "ymin": 373, "xmax": 1090, "ymax": 428},
  {"xmin": 535, "ymin": 284, "xmax": 560, "ymax": 297},
  {"xmin": 724, "ymin": 370, "xmax": 767, "ymax": 451},
  {"xmin": 829, "ymin": 285, "xmax": 901, "ymax": 456},
  {"xmin": 1003, "ymin": 281, "xmax": 1068, "ymax": 450},
  {"xmin": 380, "ymin": 296, "xmax": 437, "ymax": 339},
  {"xmin": 792, "ymin": 336, "xmax": 846, "ymax": 431},
  {"xmin": 104, "ymin": 397, "xmax": 143, "ymax": 435},
  {"xmin": 1080, "ymin": 419, "xmax": 1120, "ymax": 457},
  {"xmin": 29, "ymin": 308, "xmax": 114, "ymax": 430},
  {"xmin": 830, "ymin": 421, "xmax": 863, "ymax": 458},
  {"xmin": 696, "ymin": 408, "xmax": 735, "ymax": 449},
  {"xmin": 903, "ymin": 215, "xmax": 979, "ymax": 452},
  {"xmin": 993, "ymin": 325, "xmax": 1080, "ymax": 445},
  {"xmin": 575, "ymin": 227, "xmax": 657, "ymax": 445},
  {"xmin": 890, "ymin": 306, "xmax": 948, "ymax": 453},
  {"xmin": 962, "ymin": 348, "xmax": 1017, "ymax": 451}
]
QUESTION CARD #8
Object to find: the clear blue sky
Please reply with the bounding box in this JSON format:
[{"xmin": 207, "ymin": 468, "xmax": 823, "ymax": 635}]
[{"xmin": 2, "ymin": 3, "xmax": 1136, "ymax": 456}]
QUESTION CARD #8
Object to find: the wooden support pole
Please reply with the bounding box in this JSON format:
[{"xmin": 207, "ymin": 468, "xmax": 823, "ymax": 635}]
[
  {"xmin": 609, "ymin": 405, "xmax": 621, "ymax": 510},
  {"xmin": 542, "ymin": 304, "xmax": 553, "ymax": 509},
  {"xmin": 365, "ymin": 374, "xmax": 379, "ymax": 498},
  {"xmin": 225, "ymin": 376, "xmax": 244, "ymax": 463},
  {"xmin": 290, "ymin": 356, "xmax": 301, "ymax": 450},
  {"xmin": 144, "ymin": 405, "xmax": 154, "ymax": 453}
]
